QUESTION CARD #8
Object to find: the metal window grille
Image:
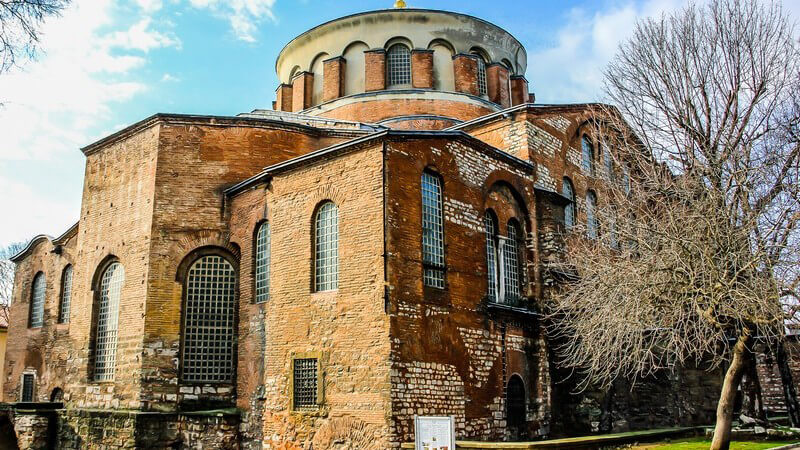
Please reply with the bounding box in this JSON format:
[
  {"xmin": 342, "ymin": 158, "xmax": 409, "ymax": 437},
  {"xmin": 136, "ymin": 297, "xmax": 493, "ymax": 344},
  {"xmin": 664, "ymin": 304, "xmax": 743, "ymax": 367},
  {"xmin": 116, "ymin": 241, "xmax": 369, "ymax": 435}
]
[
  {"xmin": 387, "ymin": 45, "xmax": 411, "ymax": 87},
  {"xmin": 182, "ymin": 255, "xmax": 236, "ymax": 383},
  {"xmin": 21, "ymin": 374, "xmax": 34, "ymax": 402},
  {"xmin": 29, "ymin": 273, "xmax": 45, "ymax": 328},
  {"xmin": 582, "ymin": 136, "xmax": 595, "ymax": 176},
  {"xmin": 623, "ymin": 167, "xmax": 631, "ymax": 194},
  {"xmin": 474, "ymin": 55, "xmax": 487, "ymax": 96},
  {"xmin": 315, "ymin": 202, "xmax": 339, "ymax": 292},
  {"xmin": 255, "ymin": 223, "xmax": 270, "ymax": 303},
  {"xmin": 502, "ymin": 222, "xmax": 521, "ymax": 303},
  {"xmin": 421, "ymin": 172, "xmax": 445, "ymax": 288},
  {"xmin": 604, "ymin": 146, "xmax": 614, "ymax": 181},
  {"xmin": 562, "ymin": 178, "xmax": 575, "ymax": 229},
  {"xmin": 293, "ymin": 358, "xmax": 318, "ymax": 409},
  {"xmin": 586, "ymin": 192, "xmax": 598, "ymax": 240},
  {"xmin": 94, "ymin": 262, "xmax": 124, "ymax": 381},
  {"xmin": 59, "ymin": 265, "xmax": 73, "ymax": 323},
  {"xmin": 485, "ymin": 212, "xmax": 498, "ymax": 301}
]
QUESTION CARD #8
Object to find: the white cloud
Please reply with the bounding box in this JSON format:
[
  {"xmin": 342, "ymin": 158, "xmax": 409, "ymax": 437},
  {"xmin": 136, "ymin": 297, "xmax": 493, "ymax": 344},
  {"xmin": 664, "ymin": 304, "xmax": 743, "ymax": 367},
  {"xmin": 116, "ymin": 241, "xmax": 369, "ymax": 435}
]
[
  {"xmin": 161, "ymin": 73, "xmax": 181, "ymax": 82},
  {"xmin": 107, "ymin": 18, "xmax": 181, "ymax": 52},
  {"xmin": 188, "ymin": 0, "xmax": 276, "ymax": 42},
  {"xmin": 528, "ymin": 0, "xmax": 692, "ymax": 104},
  {"xmin": 0, "ymin": 0, "xmax": 181, "ymax": 245},
  {"xmin": 135, "ymin": 0, "xmax": 164, "ymax": 12}
]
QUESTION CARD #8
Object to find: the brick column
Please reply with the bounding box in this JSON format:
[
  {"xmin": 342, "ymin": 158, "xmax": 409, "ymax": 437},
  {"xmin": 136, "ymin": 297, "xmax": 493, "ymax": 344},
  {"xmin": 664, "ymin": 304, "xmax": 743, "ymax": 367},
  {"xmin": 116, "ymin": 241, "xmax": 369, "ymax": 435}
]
[
  {"xmin": 323, "ymin": 57, "xmax": 346, "ymax": 102},
  {"xmin": 486, "ymin": 63, "xmax": 511, "ymax": 108},
  {"xmin": 510, "ymin": 75, "xmax": 530, "ymax": 106},
  {"xmin": 364, "ymin": 49, "xmax": 386, "ymax": 92},
  {"xmin": 291, "ymin": 72, "xmax": 314, "ymax": 112},
  {"xmin": 452, "ymin": 54, "xmax": 479, "ymax": 96},
  {"xmin": 411, "ymin": 49, "xmax": 434, "ymax": 89},
  {"xmin": 275, "ymin": 84, "xmax": 293, "ymax": 112}
]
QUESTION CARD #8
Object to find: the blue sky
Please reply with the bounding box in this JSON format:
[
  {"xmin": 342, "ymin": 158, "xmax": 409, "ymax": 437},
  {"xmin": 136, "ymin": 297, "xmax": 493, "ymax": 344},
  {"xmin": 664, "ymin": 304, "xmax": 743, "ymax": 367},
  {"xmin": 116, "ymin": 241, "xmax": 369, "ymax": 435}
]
[{"xmin": 0, "ymin": 0, "xmax": 798, "ymax": 248}]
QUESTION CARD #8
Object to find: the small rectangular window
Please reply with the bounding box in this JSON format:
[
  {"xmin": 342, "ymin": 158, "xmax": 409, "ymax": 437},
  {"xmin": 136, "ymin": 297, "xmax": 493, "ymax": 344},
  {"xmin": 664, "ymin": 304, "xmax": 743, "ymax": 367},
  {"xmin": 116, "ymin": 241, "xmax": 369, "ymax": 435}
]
[
  {"xmin": 293, "ymin": 358, "xmax": 319, "ymax": 410},
  {"xmin": 21, "ymin": 373, "xmax": 34, "ymax": 402}
]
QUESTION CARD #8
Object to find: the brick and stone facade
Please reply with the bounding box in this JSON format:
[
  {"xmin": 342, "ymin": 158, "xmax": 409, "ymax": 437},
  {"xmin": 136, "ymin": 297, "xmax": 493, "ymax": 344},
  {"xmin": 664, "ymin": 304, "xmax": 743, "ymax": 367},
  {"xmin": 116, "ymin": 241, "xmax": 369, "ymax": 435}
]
[{"xmin": 3, "ymin": 5, "xmax": 794, "ymax": 450}]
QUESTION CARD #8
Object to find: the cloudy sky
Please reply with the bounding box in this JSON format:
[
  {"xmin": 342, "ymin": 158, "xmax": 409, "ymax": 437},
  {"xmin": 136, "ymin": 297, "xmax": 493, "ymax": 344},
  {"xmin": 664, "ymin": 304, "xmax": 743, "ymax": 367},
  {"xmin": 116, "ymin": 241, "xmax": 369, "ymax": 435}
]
[{"xmin": 0, "ymin": 0, "xmax": 798, "ymax": 249}]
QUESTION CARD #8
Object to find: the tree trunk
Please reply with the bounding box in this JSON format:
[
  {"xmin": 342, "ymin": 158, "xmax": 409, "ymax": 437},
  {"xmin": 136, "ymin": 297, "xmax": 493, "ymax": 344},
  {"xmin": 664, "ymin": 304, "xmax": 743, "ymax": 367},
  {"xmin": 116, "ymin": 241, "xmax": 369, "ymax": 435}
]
[
  {"xmin": 711, "ymin": 332, "xmax": 751, "ymax": 450},
  {"xmin": 599, "ymin": 379, "xmax": 617, "ymax": 433},
  {"xmin": 741, "ymin": 351, "xmax": 766, "ymax": 421},
  {"xmin": 775, "ymin": 340, "xmax": 800, "ymax": 427}
]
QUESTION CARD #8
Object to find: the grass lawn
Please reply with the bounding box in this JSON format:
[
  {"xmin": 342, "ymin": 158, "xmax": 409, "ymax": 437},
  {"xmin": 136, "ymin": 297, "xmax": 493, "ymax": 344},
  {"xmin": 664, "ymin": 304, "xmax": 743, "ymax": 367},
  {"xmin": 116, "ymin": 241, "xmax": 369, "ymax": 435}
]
[{"xmin": 627, "ymin": 437, "xmax": 799, "ymax": 449}]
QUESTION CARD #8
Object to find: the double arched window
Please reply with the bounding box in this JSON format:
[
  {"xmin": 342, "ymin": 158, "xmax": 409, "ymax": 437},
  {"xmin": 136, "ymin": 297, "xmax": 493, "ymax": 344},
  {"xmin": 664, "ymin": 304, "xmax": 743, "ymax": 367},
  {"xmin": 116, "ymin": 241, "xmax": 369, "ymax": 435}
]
[
  {"xmin": 562, "ymin": 177, "xmax": 575, "ymax": 229},
  {"xmin": 94, "ymin": 261, "xmax": 124, "ymax": 381},
  {"xmin": 387, "ymin": 44, "xmax": 411, "ymax": 87},
  {"xmin": 586, "ymin": 191, "xmax": 598, "ymax": 240},
  {"xmin": 582, "ymin": 136, "xmax": 595, "ymax": 176},
  {"xmin": 255, "ymin": 222, "xmax": 270, "ymax": 303},
  {"xmin": 421, "ymin": 171, "xmax": 445, "ymax": 288},
  {"xmin": 29, "ymin": 272, "xmax": 45, "ymax": 328},
  {"xmin": 181, "ymin": 254, "xmax": 237, "ymax": 383},
  {"xmin": 314, "ymin": 202, "xmax": 339, "ymax": 292},
  {"xmin": 485, "ymin": 212, "xmax": 525, "ymax": 304},
  {"xmin": 59, "ymin": 265, "xmax": 73, "ymax": 324}
]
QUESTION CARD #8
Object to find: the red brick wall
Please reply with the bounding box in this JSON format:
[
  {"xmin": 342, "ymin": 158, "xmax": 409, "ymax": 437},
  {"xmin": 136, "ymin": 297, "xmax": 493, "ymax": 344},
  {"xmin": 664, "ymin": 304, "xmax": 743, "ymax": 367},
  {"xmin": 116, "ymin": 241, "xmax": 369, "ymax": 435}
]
[
  {"xmin": 365, "ymin": 50, "xmax": 386, "ymax": 92},
  {"xmin": 323, "ymin": 57, "xmax": 346, "ymax": 102},
  {"xmin": 292, "ymin": 72, "xmax": 314, "ymax": 112},
  {"xmin": 411, "ymin": 50, "xmax": 434, "ymax": 89},
  {"xmin": 275, "ymin": 84, "xmax": 293, "ymax": 112},
  {"xmin": 486, "ymin": 64, "xmax": 511, "ymax": 109},
  {"xmin": 510, "ymin": 76, "xmax": 529, "ymax": 106},
  {"xmin": 316, "ymin": 98, "xmax": 496, "ymax": 125},
  {"xmin": 453, "ymin": 54, "xmax": 480, "ymax": 97}
]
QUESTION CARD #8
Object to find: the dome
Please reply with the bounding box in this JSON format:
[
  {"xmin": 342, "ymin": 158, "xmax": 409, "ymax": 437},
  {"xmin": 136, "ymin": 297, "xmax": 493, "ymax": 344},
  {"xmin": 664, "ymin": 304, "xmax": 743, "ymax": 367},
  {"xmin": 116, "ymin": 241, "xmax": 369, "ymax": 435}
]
[{"xmin": 273, "ymin": 9, "xmax": 530, "ymax": 129}]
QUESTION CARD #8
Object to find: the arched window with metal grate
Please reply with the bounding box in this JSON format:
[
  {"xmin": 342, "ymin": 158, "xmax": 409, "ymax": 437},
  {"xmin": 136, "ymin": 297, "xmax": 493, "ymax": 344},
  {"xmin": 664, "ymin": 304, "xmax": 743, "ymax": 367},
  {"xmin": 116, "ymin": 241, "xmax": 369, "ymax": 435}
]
[
  {"xmin": 94, "ymin": 262, "xmax": 124, "ymax": 381},
  {"xmin": 485, "ymin": 211, "xmax": 498, "ymax": 301},
  {"xmin": 503, "ymin": 220, "xmax": 522, "ymax": 302},
  {"xmin": 29, "ymin": 272, "xmax": 45, "ymax": 328},
  {"xmin": 59, "ymin": 265, "xmax": 73, "ymax": 323},
  {"xmin": 314, "ymin": 202, "xmax": 339, "ymax": 292},
  {"xmin": 582, "ymin": 136, "xmax": 595, "ymax": 176},
  {"xmin": 472, "ymin": 51, "xmax": 488, "ymax": 96},
  {"xmin": 562, "ymin": 177, "xmax": 575, "ymax": 229},
  {"xmin": 254, "ymin": 222, "xmax": 270, "ymax": 303},
  {"xmin": 421, "ymin": 171, "xmax": 445, "ymax": 288},
  {"xmin": 181, "ymin": 255, "xmax": 237, "ymax": 383},
  {"xmin": 586, "ymin": 190, "xmax": 598, "ymax": 240},
  {"xmin": 386, "ymin": 44, "xmax": 411, "ymax": 87}
]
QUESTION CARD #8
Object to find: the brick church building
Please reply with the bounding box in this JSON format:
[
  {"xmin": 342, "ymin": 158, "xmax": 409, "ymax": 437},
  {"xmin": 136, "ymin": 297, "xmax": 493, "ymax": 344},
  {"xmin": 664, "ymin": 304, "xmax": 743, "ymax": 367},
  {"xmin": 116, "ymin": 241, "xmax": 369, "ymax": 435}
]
[{"xmin": 4, "ymin": 4, "xmax": 792, "ymax": 449}]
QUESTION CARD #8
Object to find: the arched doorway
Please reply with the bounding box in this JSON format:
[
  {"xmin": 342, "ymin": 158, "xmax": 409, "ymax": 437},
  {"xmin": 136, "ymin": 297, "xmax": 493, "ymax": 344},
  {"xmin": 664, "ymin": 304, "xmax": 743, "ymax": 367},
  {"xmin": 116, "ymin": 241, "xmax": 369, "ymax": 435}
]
[
  {"xmin": 507, "ymin": 375, "xmax": 527, "ymax": 439},
  {"xmin": 50, "ymin": 388, "xmax": 64, "ymax": 403}
]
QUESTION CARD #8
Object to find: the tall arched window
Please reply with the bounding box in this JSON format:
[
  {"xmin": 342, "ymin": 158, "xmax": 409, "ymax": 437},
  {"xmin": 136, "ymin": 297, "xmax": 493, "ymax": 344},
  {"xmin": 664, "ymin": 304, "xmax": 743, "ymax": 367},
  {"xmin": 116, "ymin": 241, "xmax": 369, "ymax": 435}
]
[
  {"xmin": 59, "ymin": 265, "xmax": 73, "ymax": 323},
  {"xmin": 29, "ymin": 272, "xmax": 45, "ymax": 328},
  {"xmin": 603, "ymin": 145, "xmax": 614, "ymax": 181},
  {"xmin": 182, "ymin": 255, "xmax": 237, "ymax": 383},
  {"xmin": 387, "ymin": 44, "xmax": 411, "ymax": 87},
  {"xmin": 485, "ymin": 211, "xmax": 498, "ymax": 301},
  {"xmin": 421, "ymin": 171, "xmax": 445, "ymax": 288},
  {"xmin": 94, "ymin": 262, "xmax": 124, "ymax": 381},
  {"xmin": 503, "ymin": 220, "xmax": 522, "ymax": 302},
  {"xmin": 255, "ymin": 222, "xmax": 270, "ymax": 303},
  {"xmin": 314, "ymin": 202, "xmax": 339, "ymax": 292},
  {"xmin": 471, "ymin": 51, "xmax": 488, "ymax": 97},
  {"xmin": 582, "ymin": 136, "xmax": 595, "ymax": 176},
  {"xmin": 586, "ymin": 191, "xmax": 598, "ymax": 240},
  {"xmin": 562, "ymin": 177, "xmax": 575, "ymax": 229},
  {"xmin": 622, "ymin": 165, "xmax": 631, "ymax": 194}
]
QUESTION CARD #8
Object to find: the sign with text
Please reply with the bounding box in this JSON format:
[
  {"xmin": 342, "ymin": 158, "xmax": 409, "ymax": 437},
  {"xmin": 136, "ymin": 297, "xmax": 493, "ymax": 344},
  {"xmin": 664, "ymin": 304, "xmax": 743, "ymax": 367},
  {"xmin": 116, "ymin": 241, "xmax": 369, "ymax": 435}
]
[{"xmin": 414, "ymin": 415, "xmax": 455, "ymax": 450}]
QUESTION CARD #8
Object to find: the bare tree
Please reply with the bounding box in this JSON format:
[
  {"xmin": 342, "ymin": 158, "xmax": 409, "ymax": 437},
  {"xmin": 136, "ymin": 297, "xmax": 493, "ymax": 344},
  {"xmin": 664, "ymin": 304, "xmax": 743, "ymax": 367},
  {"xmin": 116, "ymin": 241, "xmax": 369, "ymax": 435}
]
[
  {"xmin": 0, "ymin": 241, "xmax": 26, "ymax": 325},
  {"xmin": 546, "ymin": 1, "xmax": 800, "ymax": 449},
  {"xmin": 1, "ymin": 0, "xmax": 70, "ymax": 74}
]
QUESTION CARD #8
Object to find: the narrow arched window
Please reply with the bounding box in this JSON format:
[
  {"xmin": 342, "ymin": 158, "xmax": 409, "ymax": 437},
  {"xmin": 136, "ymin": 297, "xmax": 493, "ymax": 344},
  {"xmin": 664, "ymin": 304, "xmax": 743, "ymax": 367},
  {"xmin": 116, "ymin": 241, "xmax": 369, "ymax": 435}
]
[
  {"xmin": 503, "ymin": 220, "xmax": 522, "ymax": 303},
  {"xmin": 182, "ymin": 255, "xmax": 236, "ymax": 383},
  {"xmin": 586, "ymin": 191, "xmax": 598, "ymax": 240},
  {"xmin": 562, "ymin": 177, "xmax": 575, "ymax": 229},
  {"xmin": 387, "ymin": 44, "xmax": 411, "ymax": 87},
  {"xmin": 582, "ymin": 136, "xmax": 595, "ymax": 176},
  {"xmin": 485, "ymin": 211, "xmax": 498, "ymax": 301},
  {"xmin": 622, "ymin": 165, "xmax": 631, "ymax": 194},
  {"xmin": 314, "ymin": 202, "xmax": 339, "ymax": 292},
  {"xmin": 94, "ymin": 262, "xmax": 124, "ymax": 381},
  {"xmin": 507, "ymin": 375, "xmax": 526, "ymax": 428},
  {"xmin": 59, "ymin": 265, "xmax": 73, "ymax": 323},
  {"xmin": 255, "ymin": 222, "xmax": 270, "ymax": 303},
  {"xmin": 603, "ymin": 145, "xmax": 614, "ymax": 181},
  {"xmin": 421, "ymin": 172, "xmax": 445, "ymax": 288},
  {"xmin": 472, "ymin": 52, "xmax": 488, "ymax": 96},
  {"xmin": 29, "ymin": 272, "xmax": 45, "ymax": 328}
]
